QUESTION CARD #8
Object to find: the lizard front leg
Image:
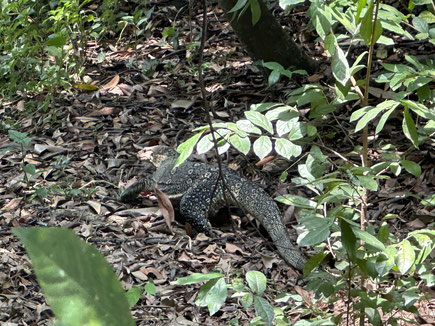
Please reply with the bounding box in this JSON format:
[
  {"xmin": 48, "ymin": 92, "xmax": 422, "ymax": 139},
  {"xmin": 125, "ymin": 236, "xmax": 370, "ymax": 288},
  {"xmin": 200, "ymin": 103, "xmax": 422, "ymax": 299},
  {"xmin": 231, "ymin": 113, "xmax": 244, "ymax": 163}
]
[{"xmin": 179, "ymin": 182, "xmax": 220, "ymax": 236}]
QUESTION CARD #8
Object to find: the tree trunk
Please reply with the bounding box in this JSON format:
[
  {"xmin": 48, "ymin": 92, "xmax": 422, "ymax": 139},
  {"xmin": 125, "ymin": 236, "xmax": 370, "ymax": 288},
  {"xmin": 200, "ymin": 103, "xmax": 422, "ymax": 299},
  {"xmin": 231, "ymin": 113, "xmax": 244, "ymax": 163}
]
[{"xmin": 218, "ymin": 0, "xmax": 318, "ymax": 74}]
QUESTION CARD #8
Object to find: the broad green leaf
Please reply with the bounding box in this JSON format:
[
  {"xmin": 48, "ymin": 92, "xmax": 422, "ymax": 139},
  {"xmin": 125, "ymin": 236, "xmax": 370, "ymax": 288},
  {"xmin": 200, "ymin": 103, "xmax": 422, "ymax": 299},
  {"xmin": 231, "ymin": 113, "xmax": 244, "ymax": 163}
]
[
  {"xmin": 250, "ymin": 0, "xmax": 261, "ymax": 25},
  {"xmin": 303, "ymin": 252, "xmax": 327, "ymax": 276},
  {"xmin": 375, "ymin": 107, "xmax": 396, "ymax": 134},
  {"xmin": 275, "ymin": 138, "xmax": 301, "ymax": 159},
  {"xmin": 253, "ymin": 136, "xmax": 272, "ymax": 160},
  {"xmin": 400, "ymin": 159, "xmax": 421, "ymax": 177},
  {"xmin": 350, "ymin": 106, "xmax": 372, "ymax": 122},
  {"xmin": 402, "ymin": 100, "xmax": 435, "ymax": 121},
  {"xmin": 354, "ymin": 106, "xmax": 385, "ymax": 132},
  {"xmin": 376, "ymin": 223, "xmax": 389, "ymax": 244},
  {"xmin": 298, "ymin": 224, "xmax": 330, "ymax": 247},
  {"xmin": 339, "ymin": 219, "xmax": 357, "ymax": 260},
  {"xmin": 246, "ymin": 271, "xmax": 267, "ymax": 296},
  {"xmin": 413, "ymin": 16, "xmax": 429, "ymax": 33},
  {"xmin": 23, "ymin": 163, "xmax": 36, "ymax": 176},
  {"xmin": 352, "ymin": 228, "xmax": 386, "ymax": 251},
  {"xmin": 279, "ymin": 0, "xmax": 305, "ymax": 9},
  {"xmin": 46, "ymin": 32, "xmax": 69, "ymax": 47},
  {"xmin": 275, "ymin": 194, "xmax": 317, "ymax": 209},
  {"xmin": 402, "ymin": 107, "xmax": 419, "ymax": 148},
  {"xmin": 324, "ymin": 33, "xmax": 337, "ymax": 56},
  {"xmin": 314, "ymin": 11, "xmax": 330, "ymax": 39},
  {"xmin": 228, "ymin": 0, "xmax": 248, "ymax": 13},
  {"xmin": 250, "ymin": 102, "xmax": 279, "ymax": 112},
  {"xmin": 9, "ymin": 130, "xmax": 32, "ymax": 146},
  {"xmin": 144, "ymin": 281, "xmax": 156, "ymax": 296},
  {"xmin": 197, "ymin": 134, "xmax": 214, "ymax": 154},
  {"xmin": 263, "ymin": 62, "xmax": 284, "ymax": 71},
  {"xmin": 331, "ymin": 46, "xmax": 350, "ymax": 85},
  {"xmin": 175, "ymin": 272, "xmax": 224, "ymax": 285},
  {"xmin": 236, "ymin": 119, "xmax": 262, "ymax": 135},
  {"xmin": 13, "ymin": 227, "xmax": 135, "ymax": 326},
  {"xmin": 196, "ymin": 278, "xmax": 227, "ymax": 316},
  {"xmin": 356, "ymin": 0, "xmax": 367, "ymax": 23},
  {"xmin": 356, "ymin": 175, "xmax": 378, "ymax": 191},
  {"xmin": 373, "ymin": 20, "xmax": 383, "ymax": 44},
  {"xmin": 241, "ymin": 292, "xmax": 254, "ymax": 309},
  {"xmin": 360, "ymin": 4, "xmax": 374, "ymax": 45},
  {"xmin": 268, "ymin": 69, "xmax": 280, "ymax": 86},
  {"xmin": 376, "ymin": 245, "xmax": 397, "ymax": 276},
  {"xmin": 253, "ymin": 296, "xmax": 274, "ymax": 326},
  {"xmin": 229, "ymin": 134, "xmax": 250, "ymax": 155},
  {"xmin": 126, "ymin": 287, "xmax": 143, "ymax": 307},
  {"xmin": 288, "ymin": 122, "xmax": 305, "ymax": 141},
  {"xmin": 395, "ymin": 239, "xmax": 415, "ymax": 274},
  {"xmin": 176, "ymin": 131, "xmax": 205, "ymax": 167},
  {"xmin": 245, "ymin": 111, "xmax": 273, "ymax": 133}
]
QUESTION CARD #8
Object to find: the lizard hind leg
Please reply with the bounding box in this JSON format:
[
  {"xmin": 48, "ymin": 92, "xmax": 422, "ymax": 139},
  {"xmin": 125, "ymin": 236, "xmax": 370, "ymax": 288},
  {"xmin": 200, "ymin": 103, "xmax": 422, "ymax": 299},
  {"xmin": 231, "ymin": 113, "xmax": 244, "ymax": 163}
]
[{"xmin": 179, "ymin": 183, "xmax": 218, "ymax": 236}]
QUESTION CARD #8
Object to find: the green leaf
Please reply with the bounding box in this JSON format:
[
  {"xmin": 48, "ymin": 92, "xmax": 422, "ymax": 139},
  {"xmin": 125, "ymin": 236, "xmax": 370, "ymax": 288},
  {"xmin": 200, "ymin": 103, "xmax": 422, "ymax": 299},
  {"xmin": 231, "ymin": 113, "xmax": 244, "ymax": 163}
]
[
  {"xmin": 324, "ymin": 33, "xmax": 337, "ymax": 56},
  {"xmin": 8, "ymin": 130, "xmax": 32, "ymax": 146},
  {"xmin": 275, "ymin": 138, "xmax": 301, "ymax": 159},
  {"xmin": 360, "ymin": 4, "xmax": 374, "ymax": 45},
  {"xmin": 354, "ymin": 106, "xmax": 385, "ymax": 132},
  {"xmin": 197, "ymin": 134, "xmax": 214, "ymax": 154},
  {"xmin": 413, "ymin": 16, "xmax": 429, "ymax": 33},
  {"xmin": 175, "ymin": 272, "xmax": 224, "ymax": 285},
  {"xmin": 331, "ymin": 46, "xmax": 350, "ymax": 85},
  {"xmin": 298, "ymin": 224, "xmax": 330, "ymax": 246},
  {"xmin": 228, "ymin": 0, "xmax": 247, "ymax": 13},
  {"xmin": 196, "ymin": 277, "xmax": 227, "ymax": 316},
  {"xmin": 229, "ymin": 134, "xmax": 251, "ymax": 155},
  {"xmin": 402, "ymin": 107, "xmax": 419, "ymax": 148},
  {"xmin": 246, "ymin": 271, "xmax": 267, "ymax": 295},
  {"xmin": 268, "ymin": 69, "xmax": 280, "ymax": 86},
  {"xmin": 376, "ymin": 245, "xmax": 397, "ymax": 276},
  {"xmin": 375, "ymin": 107, "xmax": 396, "ymax": 134},
  {"xmin": 352, "ymin": 228, "xmax": 386, "ymax": 251},
  {"xmin": 245, "ymin": 111, "xmax": 273, "ymax": 133},
  {"xmin": 356, "ymin": 175, "xmax": 378, "ymax": 191},
  {"xmin": 250, "ymin": 0, "xmax": 261, "ymax": 25},
  {"xmin": 303, "ymin": 252, "xmax": 327, "ymax": 276},
  {"xmin": 46, "ymin": 32, "xmax": 69, "ymax": 47},
  {"xmin": 13, "ymin": 227, "xmax": 135, "ymax": 326},
  {"xmin": 176, "ymin": 130, "xmax": 205, "ymax": 167},
  {"xmin": 314, "ymin": 10, "xmax": 330, "ymax": 39},
  {"xmin": 145, "ymin": 280, "xmax": 156, "ymax": 295},
  {"xmin": 253, "ymin": 136, "xmax": 272, "ymax": 160},
  {"xmin": 376, "ymin": 223, "xmax": 389, "ymax": 244},
  {"xmin": 236, "ymin": 119, "xmax": 262, "ymax": 135},
  {"xmin": 402, "ymin": 100, "xmax": 435, "ymax": 121},
  {"xmin": 373, "ymin": 20, "xmax": 383, "ymax": 44},
  {"xmin": 339, "ymin": 219, "xmax": 357, "ymax": 260},
  {"xmin": 279, "ymin": 0, "xmax": 305, "ymax": 9},
  {"xmin": 253, "ymin": 296, "xmax": 274, "ymax": 326},
  {"xmin": 400, "ymin": 160, "xmax": 421, "ymax": 177},
  {"xmin": 23, "ymin": 163, "xmax": 36, "ymax": 176},
  {"xmin": 275, "ymin": 194, "xmax": 317, "ymax": 209},
  {"xmin": 395, "ymin": 239, "xmax": 415, "ymax": 274},
  {"xmin": 126, "ymin": 287, "xmax": 143, "ymax": 307}
]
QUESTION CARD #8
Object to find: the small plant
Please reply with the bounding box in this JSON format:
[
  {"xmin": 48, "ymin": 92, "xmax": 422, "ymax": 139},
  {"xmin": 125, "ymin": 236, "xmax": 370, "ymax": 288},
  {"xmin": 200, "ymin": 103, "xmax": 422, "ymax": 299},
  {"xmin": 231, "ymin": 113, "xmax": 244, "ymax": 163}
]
[
  {"xmin": 8, "ymin": 130, "xmax": 36, "ymax": 185},
  {"xmin": 173, "ymin": 270, "xmax": 313, "ymax": 325}
]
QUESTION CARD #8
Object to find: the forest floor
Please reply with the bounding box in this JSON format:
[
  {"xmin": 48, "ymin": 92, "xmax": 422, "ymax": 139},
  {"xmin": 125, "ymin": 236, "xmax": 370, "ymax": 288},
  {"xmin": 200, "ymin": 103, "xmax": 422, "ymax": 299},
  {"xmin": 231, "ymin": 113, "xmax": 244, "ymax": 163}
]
[{"xmin": 1, "ymin": 1, "xmax": 434, "ymax": 325}]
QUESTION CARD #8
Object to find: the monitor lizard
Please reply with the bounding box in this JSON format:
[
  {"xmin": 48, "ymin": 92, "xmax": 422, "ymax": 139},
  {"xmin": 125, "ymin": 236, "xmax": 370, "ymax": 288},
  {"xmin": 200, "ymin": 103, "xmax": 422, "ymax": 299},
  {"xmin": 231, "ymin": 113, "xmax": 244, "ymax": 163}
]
[{"xmin": 119, "ymin": 146, "xmax": 307, "ymax": 271}]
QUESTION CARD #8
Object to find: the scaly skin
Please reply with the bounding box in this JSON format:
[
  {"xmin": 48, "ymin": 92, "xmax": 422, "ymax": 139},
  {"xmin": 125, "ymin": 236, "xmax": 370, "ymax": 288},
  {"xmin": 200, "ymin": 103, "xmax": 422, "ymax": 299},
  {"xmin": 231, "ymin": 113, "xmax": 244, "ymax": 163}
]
[{"xmin": 120, "ymin": 146, "xmax": 306, "ymax": 271}]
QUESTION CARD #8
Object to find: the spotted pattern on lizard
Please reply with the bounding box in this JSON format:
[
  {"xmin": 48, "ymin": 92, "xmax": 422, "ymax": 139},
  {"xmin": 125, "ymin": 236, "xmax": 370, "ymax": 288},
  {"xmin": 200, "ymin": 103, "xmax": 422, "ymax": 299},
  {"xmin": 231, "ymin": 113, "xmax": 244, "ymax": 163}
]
[{"xmin": 119, "ymin": 146, "xmax": 306, "ymax": 271}]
